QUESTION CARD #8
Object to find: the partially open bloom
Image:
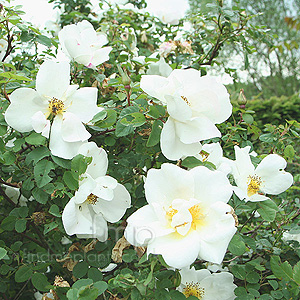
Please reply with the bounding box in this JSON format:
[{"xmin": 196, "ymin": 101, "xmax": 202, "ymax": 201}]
[
  {"xmin": 5, "ymin": 60, "xmax": 100, "ymax": 159},
  {"xmin": 125, "ymin": 163, "xmax": 236, "ymax": 269},
  {"xmin": 178, "ymin": 267, "xmax": 237, "ymax": 300},
  {"xmin": 140, "ymin": 69, "xmax": 232, "ymax": 160},
  {"xmin": 232, "ymin": 146, "xmax": 293, "ymax": 202},
  {"xmin": 145, "ymin": 0, "xmax": 190, "ymax": 25},
  {"xmin": 58, "ymin": 20, "xmax": 112, "ymax": 69},
  {"xmin": 62, "ymin": 142, "xmax": 131, "ymax": 241}
]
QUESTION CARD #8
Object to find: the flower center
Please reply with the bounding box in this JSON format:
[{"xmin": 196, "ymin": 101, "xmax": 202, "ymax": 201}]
[
  {"xmin": 48, "ymin": 98, "xmax": 64, "ymax": 115},
  {"xmin": 86, "ymin": 193, "xmax": 98, "ymax": 205},
  {"xmin": 247, "ymin": 175, "xmax": 262, "ymax": 197},
  {"xmin": 166, "ymin": 202, "xmax": 204, "ymax": 235},
  {"xmin": 183, "ymin": 282, "xmax": 205, "ymax": 299},
  {"xmin": 181, "ymin": 95, "xmax": 191, "ymax": 106}
]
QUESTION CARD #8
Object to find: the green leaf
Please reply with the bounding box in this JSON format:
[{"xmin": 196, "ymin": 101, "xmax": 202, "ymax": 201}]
[
  {"xmin": 35, "ymin": 35, "xmax": 52, "ymax": 47},
  {"xmin": 293, "ymin": 261, "xmax": 300, "ymax": 284},
  {"xmin": 78, "ymin": 286, "xmax": 99, "ymax": 300},
  {"xmin": 169, "ymin": 290, "xmax": 186, "ymax": 300},
  {"xmin": 147, "ymin": 105, "xmax": 166, "ymax": 119},
  {"xmin": 284, "ymin": 145, "xmax": 295, "ymax": 159},
  {"xmin": 246, "ymin": 271, "xmax": 260, "ymax": 283},
  {"xmin": 259, "ymin": 133, "xmax": 276, "ymax": 143},
  {"xmin": 32, "ymin": 187, "xmax": 49, "ymax": 204},
  {"xmin": 146, "ymin": 120, "xmax": 162, "ymax": 147},
  {"xmin": 0, "ymin": 72, "xmax": 31, "ymax": 81},
  {"xmin": 15, "ymin": 265, "xmax": 33, "ymax": 282},
  {"xmin": 87, "ymin": 268, "xmax": 103, "ymax": 282},
  {"xmin": 3, "ymin": 151, "xmax": 16, "ymax": 165},
  {"xmin": 181, "ymin": 157, "xmax": 203, "ymax": 168},
  {"xmin": 67, "ymin": 288, "xmax": 79, "ymax": 300},
  {"xmin": 120, "ymin": 112, "xmax": 146, "ymax": 127},
  {"xmin": 243, "ymin": 113, "xmax": 254, "ymax": 124},
  {"xmin": 270, "ymin": 256, "xmax": 293, "ymax": 282},
  {"xmin": 51, "ymin": 154, "xmax": 71, "ymax": 169},
  {"xmin": 257, "ymin": 199, "xmax": 278, "ymax": 222},
  {"xmin": 95, "ymin": 109, "xmax": 117, "ymax": 128},
  {"xmin": 119, "ymin": 105, "xmax": 139, "ymax": 118},
  {"xmin": 231, "ymin": 264, "xmax": 246, "ymax": 280},
  {"xmin": 44, "ymin": 222, "xmax": 58, "ymax": 235},
  {"xmin": 73, "ymin": 261, "xmax": 89, "ymax": 278},
  {"xmin": 71, "ymin": 154, "xmax": 91, "ymax": 179},
  {"xmin": 15, "ymin": 219, "xmax": 27, "ymax": 233},
  {"xmin": 228, "ymin": 234, "xmax": 247, "ymax": 256},
  {"xmin": 63, "ymin": 171, "xmax": 79, "ymax": 190},
  {"xmin": 72, "ymin": 279, "xmax": 93, "ymax": 290},
  {"xmin": 93, "ymin": 281, "xmax": 108, "ymax": 295},
  {"xmin": 115, "ymin": 119, "xmax": 134, "ymax": 137},
  {"xmin": 25, "ymin": 132, "xmax": 46, "ymax": 146},
  {"xmin": 49, "ymin": 204, "xmax": 61, "ymax": 217},
  {"xmin": 25, "ymin": 147, "xmax": 50, "ymax": 165},
  {"xmin": 34, "ymin": 160, "xmax": 55, "ymax": 188},
  {"xmin": 31, "ymin": 272, "xmax": 51, "ymax": 292},
  {"xmin": 90, "ymin": 110, "xmax": 107, "ymax": 123},
  {"xmin": 0, "ymin": 248, "xmax": 7, "ymax": 260}
]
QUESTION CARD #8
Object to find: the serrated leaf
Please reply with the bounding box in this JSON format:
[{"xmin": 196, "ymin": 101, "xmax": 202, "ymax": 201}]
[
  {"xmin": 44, "ymin": 222, "xmax": 58, "ymax": 235},
  {"xmin": 63, "ymin": 171, "xmax": 79, "ymax": 190},
  {"xmin": 120, "ymin": 112, "xmax": 146, "ymax": 127},
  {"xmin": 181, "ymin": 157, "xmax": 204, "ymax": 168},
  {"xmin": 25, "ymin": 132, "xmax": 46, "ymax": 146},
  {"xmin": 49, "ymin": 204, "xmax": 61, "ymax": 217},
  {"xmin": 32, "ymin": 187, "xmax": 49, "ymax": 204},
  {"xmin": 228, "ymin": 234, "xmax": 247, "ymax": 256},
  {"xmin": 270, "ymin": 256, "xmax": 293, "ymax": 282},
  {"xmin": 115, "ymin": 120, "xmax": 134, "ymax": 137},
  {"xmin": 34, "ymin": 160, "xmax": 55, "ymax": 188},
  {"xmin": 35, "ymin": 35, "xmax": 52, "ymax": 47},
  {"xmin": 95, "ymin": 109, "xmax": 117, "ymax": 128},
  {"xmin": 293, "ymin": 261, "xmax": 300, "ymax": 284},
  {"xmin": 25, "ymin": 147, "xmax": 50, "ymax": 165}
]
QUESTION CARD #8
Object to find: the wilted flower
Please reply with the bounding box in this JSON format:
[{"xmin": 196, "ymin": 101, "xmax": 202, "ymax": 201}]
[
  {"xmin": 232, "ymin": 146, "xmax": 293, "ymax": 202},
  {"xmin": 140, "ymin": 69, "xmax": 232, "ymax": 160},
  {"xmin": 145, "ymin": 0, "xmax": 190, "ymax": 25},
  {"xmin": 5, "ymin": 60, "xmax": 100, "ymax": 159},
  {"xmin": 178, "ymin": 267, "xmax": 237, "ymax": 300},
  {"xmin": 125, "ymin": 163, "xmax": 236, "ymax": 269},
  {"xmin": 58, "ymin": 20, "xmax": 112, "ymax": 69},
  {"xmin": 62, "ymin": 142, "xmax": 131, "ymax": 241}
]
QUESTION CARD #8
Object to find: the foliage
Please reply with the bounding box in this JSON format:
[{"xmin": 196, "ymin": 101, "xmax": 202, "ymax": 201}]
[{"xmin": 0, "ymin": 0, "xmax": 299, "ymax": 299}]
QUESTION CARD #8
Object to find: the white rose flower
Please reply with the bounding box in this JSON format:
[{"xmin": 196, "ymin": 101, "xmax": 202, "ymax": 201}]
[
  {"xmin": 282, "ymin": 231, "xmax": 300, "ymax": 244},
  {"xmin": 140, "ymin": 69, "xmax": 232, "ymax": 160},
  {"xmin": 62, "ymin": 142, "xmax": 131, "ymax": 241},
  {"xmin": 4, "ymin": 186, "xmax": 32, "ymax": 207},
  {"xmin": 5, "ymin": 60, "xmax": 101, "ymax": 159},
  {"xmin": 146, "ymin": 57, "xmax": 173, "ymax": 77},
  {"xmin": 125, "ymin": 163, "xmax": 236, "ymax": 269},
  {"xmin": 232, "ymin": 146, "xmax": 293, "ymax": 202},
  {"xmin": 58, "ymin": 20, "xmax": 112, "ymax": 69},
  {"xmin": 145, "ymin": 0, "xmax": 189, "ymax": 25},
  {"xmin": 178, "ymin": 267, "xmax": 237, "ymax": 300}
]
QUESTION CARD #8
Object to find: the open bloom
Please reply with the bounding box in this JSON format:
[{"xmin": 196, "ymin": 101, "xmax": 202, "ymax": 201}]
[
  {"xmin": 232, "ymin": 146, "xmax": 293, "ymax": 202},
  {"xmin": 5, "ymin": 60, "xmax": 100, "ymax": 159},
  {"xmin": 58, "ymin": 20, "xmax": 112, "ymax": 69},
  {"xmin": 178, "ymin": 267, "xmax": 237, "ymax": 300},
  {"xmin": 145, "ymin": 0, "xmax": 189, "ymax": 25},
  {"xmin": 62, "ymin": 142, "xmax": 131, "ymax": 241},
  {"xmin": 140, "ymin": 69, "xmax": 232, "ymax": 160},
  {"xmin": 125, "ymin": 163, "xmax": 236, "ymax": 269}
]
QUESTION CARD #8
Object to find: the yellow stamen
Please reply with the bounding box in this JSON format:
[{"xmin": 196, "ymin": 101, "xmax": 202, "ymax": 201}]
[
  {"xmin": 181, "ymin": 96, "xmax": 191, "ymax": 106},
  {"xmin": 86, "ymin": 193, "xmax": 98, "ymax": 205},
  {"xmin": 183, "ymin": 282, "xmax": 205, "ymax": 299},
  {"xmin": 199, "ymin": 150, "xmax": 209, "ymax": 161},
  {"xmin": 166, "ymin": 207, "xmax": 178, "ymax": 218},
  {"xmin": 247, "ymin": 175, "xmax": 262, "ymax": 197},
  {"xmin": 189, "ymin": 204, "xmax": 203, "ymax": 230},
  {"xmin": 48, "ymin": 98, "xmax": 64, "ymax": 115}
]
